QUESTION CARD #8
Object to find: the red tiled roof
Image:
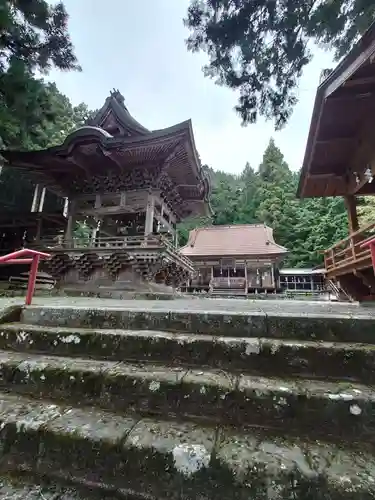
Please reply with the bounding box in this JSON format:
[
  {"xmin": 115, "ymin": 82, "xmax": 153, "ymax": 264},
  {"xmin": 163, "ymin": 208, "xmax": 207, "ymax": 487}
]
[{"xmin": 180, "ymin": 224, "xmax": 288, "ymax": 258}]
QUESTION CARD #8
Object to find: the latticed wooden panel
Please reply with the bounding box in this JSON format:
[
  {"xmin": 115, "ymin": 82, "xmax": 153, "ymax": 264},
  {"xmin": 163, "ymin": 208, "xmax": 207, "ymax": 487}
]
[
  {"xmin": 43, "ymin": 254, "xmax": 72, "ymax": 278},
  {"xmin": 101, "ymin": 252, "xmax": 134, "ymax": 278},
  {"xmin": 69, "ymin": 164, "xmax": 163, "ymax": 196},
  {"xmin": 41, "ymin": 246, "xmax": 193, "ymax": 289},
  {"xmin": 73, "ymin": 253, "xmax": 102, "ymax": 279}
]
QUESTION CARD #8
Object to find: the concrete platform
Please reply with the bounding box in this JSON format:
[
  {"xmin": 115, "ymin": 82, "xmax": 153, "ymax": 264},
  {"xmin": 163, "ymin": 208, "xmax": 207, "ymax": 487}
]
[{"xmin": 0, "ymin": 296, "xmax": 374, "ymax": 318}]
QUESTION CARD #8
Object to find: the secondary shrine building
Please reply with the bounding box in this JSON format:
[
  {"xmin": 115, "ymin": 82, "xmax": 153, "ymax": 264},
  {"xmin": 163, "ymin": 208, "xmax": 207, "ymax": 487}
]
[
  {"xmin": 180, "ymin": 224, "xmax": 287, "ymax": 295},
  {"xmin": 0, "ymin": 90, "xmax": 210, "ymax": 293},
  {"xmin": 298, "ymin": 21, "xmax": 375, "ymax": 301}
]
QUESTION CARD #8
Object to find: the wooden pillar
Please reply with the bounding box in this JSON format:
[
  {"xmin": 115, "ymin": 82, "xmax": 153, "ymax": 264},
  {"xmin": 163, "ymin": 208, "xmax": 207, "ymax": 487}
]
[
  {"xmin": 31, "ymin": 185, "xmax": 41, "ymax": 212},
  {"xmin": 145, "ymin": 194, "xmax": 155, "ymax": 236},
  {"xmin": 244, "ymin": 262, "xmax": 248, "ymax": 294},
  {"xmin": 65, "ymin": 200, "xmax": 76, "ymax": 244},
  {"xmin": 91, "ymin": 226, "xmax": 98, "ymax": 245},
  {"xmin": 63, "ymin": 197, "xmax": 69, "ymax": 217},
  {"xmin": 65, "ymin": 215, "xmax": 73, "ymax": 243},
  {"xmin": 120, "ymin": 192, "xmax": 126, "ymax": 207},
  {"xmin": 35, "ymin": 216, "xmax": 42, "ymax": 242},
  {"xmin": 94, "ymin": 194, "xmax": 102, "ymax": 209},
  {"xmin": 38, "ymin": 187, "xmax": 46, "ymax": 212},
  {"xmin": 271, "ymin": 265, "xmax": 275, "ymax": 288},
  {"xmin": 174, "ymin": 227, "xmax": 178, "ymax": 248},
  {"xmin": 344, "ymin": 195, "xmax": 359, "ymax": 233}
]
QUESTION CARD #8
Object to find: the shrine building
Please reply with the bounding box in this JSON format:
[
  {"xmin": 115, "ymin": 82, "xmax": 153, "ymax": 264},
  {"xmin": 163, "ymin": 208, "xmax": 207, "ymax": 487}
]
[
  {"xmin": 0, "ymin": 90, "xmax": 211, "ymax": 293},
  {"xmin": 180, "ymin": 224, "xmax": 287, "ymax": 295},
  {"xmin": 298, "ymin": 21, "xmax": 375, "ymax": 301}
]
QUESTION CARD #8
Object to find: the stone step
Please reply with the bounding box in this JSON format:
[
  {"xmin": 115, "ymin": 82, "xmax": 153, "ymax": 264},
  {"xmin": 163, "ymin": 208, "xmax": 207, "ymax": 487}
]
[
  {"xmin": 21, "ymin": 305, "xmax": 375, "ymax": 343},
  {"xmin": 211, "ymin": 289, "xmax": 246, "ymax": 296},
  {"xmin": 0, "ymin": 323, "xmax": 375, "ymax": 383},
  {"xmin": 0, "ymin": 391, "xmax": 373, "ymax": 499},
  {"xmin": 0, "ymin": 350, "xmax": 373, "ymax": 443},
  {"xmin": 0, "ymin": 477, "xmax": 96, "ymax": 499}
]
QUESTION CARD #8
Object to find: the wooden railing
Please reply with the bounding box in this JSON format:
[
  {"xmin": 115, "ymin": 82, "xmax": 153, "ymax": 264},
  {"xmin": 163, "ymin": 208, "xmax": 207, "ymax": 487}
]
[
  {"xmin": 212, "ymin": 277, "xmax": 246, "ymax": 288},
  {"xmin": 161, "ymin": 237, "xmax": 195, "ymax": 271},
  {"xmin": 32, "ymin": 235, "xmax": 160, "ymax": 249},
  {"xmin": 324, "ymin": 222, "xmax": 375, "ymax": 276}
]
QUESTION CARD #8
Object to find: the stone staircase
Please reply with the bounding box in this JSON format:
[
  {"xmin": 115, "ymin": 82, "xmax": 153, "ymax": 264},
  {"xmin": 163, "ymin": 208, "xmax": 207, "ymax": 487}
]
[
  {"xmin": 0, "ymin": 302, "xmax": 374, "ymax": 497},
  {"xmin": 210, "ymin": 287, "xmax": 247, "ymax": 297}
]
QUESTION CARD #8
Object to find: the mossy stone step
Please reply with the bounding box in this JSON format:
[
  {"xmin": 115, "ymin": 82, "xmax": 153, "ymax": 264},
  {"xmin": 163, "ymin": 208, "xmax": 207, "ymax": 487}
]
[
  {"xmin": 1, "ymin": 323, "xmax": 375, "ymax": 383},
  {"xmin": 0, "ymin": 477, "xmax": 93, "ymax": 499},
  {"xmin": 0, "ymin": 392, "xmax": 374, "ymax": 499},
  {"xmin": 21, "ymin": 306, "xmax": 375, "ymax": 343},
  {"xmin": 0, "ymin": 351, "xmax": 373, "ymax": 443}
]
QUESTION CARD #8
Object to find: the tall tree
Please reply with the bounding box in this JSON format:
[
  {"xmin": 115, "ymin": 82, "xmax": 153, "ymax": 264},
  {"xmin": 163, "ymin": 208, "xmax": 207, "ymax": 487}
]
[
  {"xmin": 0, "ymin": 0, "xmax": 80, "ymax": 149},
  {"xmin": 252, "ymin": 139, "xmax": 299, "ymax": 247},
  {"xmin": 182, "ymin": 138, "xmax": 350, "ymax": 268},
  {"xmin": 0, "ymin": 84, "xmax": 93, "ymax": 212},
  {"xmin": 0, "ymin": 1, "xmax": 82, "ymax": 211},
  {"xmin": 184, "ymin": 0, "xmax": 375, "ymax": 128}
]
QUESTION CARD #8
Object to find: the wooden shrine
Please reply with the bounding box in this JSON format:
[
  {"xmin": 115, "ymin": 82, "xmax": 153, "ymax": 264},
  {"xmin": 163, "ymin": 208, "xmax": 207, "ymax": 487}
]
[
  {"xmin": 1, "ymin": 90, "xmax": 211, "ymax": 293},
  {"xmin": 180, "ymin": 224, "xmax": 287, "ymax": 295},
  {"xmin": 297, "ymin": 22, "xmax": 375, "ymax": 301}
]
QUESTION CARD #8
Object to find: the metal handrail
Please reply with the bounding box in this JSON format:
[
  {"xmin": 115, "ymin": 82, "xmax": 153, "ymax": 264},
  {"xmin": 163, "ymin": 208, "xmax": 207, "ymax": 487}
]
[{"xmin": 0, "ymin": 248, "xmax": 50, "ymax": 305}]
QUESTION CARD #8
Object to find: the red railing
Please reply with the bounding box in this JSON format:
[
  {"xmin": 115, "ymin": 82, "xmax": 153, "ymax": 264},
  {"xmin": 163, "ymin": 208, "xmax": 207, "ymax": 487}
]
[
  {"xmin": 361, "ymin": 237, "xmax": 375, "ymax": 273},
  {"xmin": 0, "ymin": 249, "xmax": 50, "ymax": 305},
  {"xmin": 324, "ymin": 222, "xmax": 375, "ymax": 276}
]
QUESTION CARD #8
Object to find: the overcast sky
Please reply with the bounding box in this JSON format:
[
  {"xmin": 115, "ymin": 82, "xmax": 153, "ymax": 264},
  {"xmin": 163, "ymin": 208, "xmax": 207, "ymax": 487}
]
[{"xmin": 49, "ymin": 0, "xmax": 334, "ymax": 174}]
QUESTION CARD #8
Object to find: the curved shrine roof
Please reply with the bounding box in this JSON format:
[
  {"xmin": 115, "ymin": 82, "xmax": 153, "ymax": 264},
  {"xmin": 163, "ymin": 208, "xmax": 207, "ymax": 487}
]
[
  {"xmin": 180, "ymin": 224, "xmax": 288, "ymax": 258},
  {"xmin": 1, "ymin": 89, "xmax": 211, "ymax": 220},
  {"xmin": 87, "ymin": 89, "xmax": 150, "ymax": 136}
]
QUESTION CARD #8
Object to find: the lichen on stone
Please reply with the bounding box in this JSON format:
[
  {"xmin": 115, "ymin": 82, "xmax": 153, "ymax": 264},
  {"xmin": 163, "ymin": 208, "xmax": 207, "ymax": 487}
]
[
  {"xmin": 149, "ymin": 380, "xmax": 161, "ymax": 392},
  {"xmin": 58, "ymin": 334, "xmax": 81, "ymax": 344},
  {"xmin": 172, "ymin": 443, "xmax": 210, "ymax": 477}
]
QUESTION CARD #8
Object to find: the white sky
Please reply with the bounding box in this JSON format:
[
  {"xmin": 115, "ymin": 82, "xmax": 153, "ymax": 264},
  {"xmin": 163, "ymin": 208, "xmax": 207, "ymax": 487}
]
[{"xmin": 48, "ymin": 0, "xmax": 335, "ymax": 174}]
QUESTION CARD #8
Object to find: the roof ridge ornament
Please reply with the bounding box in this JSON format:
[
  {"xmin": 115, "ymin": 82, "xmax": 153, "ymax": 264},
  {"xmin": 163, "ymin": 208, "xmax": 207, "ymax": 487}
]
[{"xmin": 110, "ymin": 88, "xmax": 125, "ymax": 106}]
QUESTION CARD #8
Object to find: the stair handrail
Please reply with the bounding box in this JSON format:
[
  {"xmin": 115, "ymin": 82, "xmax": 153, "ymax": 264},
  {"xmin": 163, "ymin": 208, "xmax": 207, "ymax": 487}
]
[{"xmin": 0, "ymin": 248, "xmax": 51, "ymax": 305}]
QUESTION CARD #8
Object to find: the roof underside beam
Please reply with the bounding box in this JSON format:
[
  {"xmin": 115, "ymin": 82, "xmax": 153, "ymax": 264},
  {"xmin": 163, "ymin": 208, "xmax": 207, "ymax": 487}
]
[
  {"xmin": 344, "ymin": 75, "xmax": 375, "ymax": 87},
  {"xmin": 325, "ymin": 43, "xmax": 375, "ymax": 98}
]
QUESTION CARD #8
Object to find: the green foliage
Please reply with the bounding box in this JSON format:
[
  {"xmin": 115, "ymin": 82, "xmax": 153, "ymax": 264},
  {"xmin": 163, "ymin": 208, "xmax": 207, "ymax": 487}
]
[
  {"xmin": 0, "ymin": 0, "xmax": 79, "ymax": 73},
  {"xmin": 0, "ymin": 0, "xmax": 80, "ymax": 147},
  {"xmin": 0, "ymin": 83, "xmax": 92, "ymax": 212},
  {"xmin": 180, "ymin": 138, "xmax": 351, "ymax": 268},
  {"xmin": 0, "ymin": 1, "xmax": 86, "ymax": 212},
  {"xmin": 358, "ymin": 197, "xmax": 375, "ymax": 226},
  {"xmin": 184, "ymin": 0, "xmax": 375, "ymax": 128}
]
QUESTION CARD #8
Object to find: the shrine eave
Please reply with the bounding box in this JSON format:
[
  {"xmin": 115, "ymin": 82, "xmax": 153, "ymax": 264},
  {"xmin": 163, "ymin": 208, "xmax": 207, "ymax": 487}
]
[
  {"xmin": 2, "ymin": 120, "xmax": 199, "ymax": 167},
  {"xmin": 0, "ymin": 119, "xmax": 211, "ymax": 215},
  {"xmin": 297, "ymin": 20, "xmax": 375, "ymax": 199}
]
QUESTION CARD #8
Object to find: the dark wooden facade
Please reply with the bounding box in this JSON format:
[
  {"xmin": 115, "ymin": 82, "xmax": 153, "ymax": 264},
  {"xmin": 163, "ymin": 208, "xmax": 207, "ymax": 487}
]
[
  {"xmin": 180, "ymin": 225, "xmax": 287, "ymax": 295},
  {"xmin": 279, "ymin": 269, "xmax": 325, "ymax": 292},
  {"xmin": 0, "ymin": 90, "xmax": 211, "ymax": 293},
  {"xmin": 298, "ymin": 22, "xmax": 375, "ymax": 301}
]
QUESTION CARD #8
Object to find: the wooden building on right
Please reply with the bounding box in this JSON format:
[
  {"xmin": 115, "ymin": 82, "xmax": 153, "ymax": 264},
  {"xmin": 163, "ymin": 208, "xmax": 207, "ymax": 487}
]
[{"xmin": 297, "ymin": 21, "xmax": 375, "ymax": 301}]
